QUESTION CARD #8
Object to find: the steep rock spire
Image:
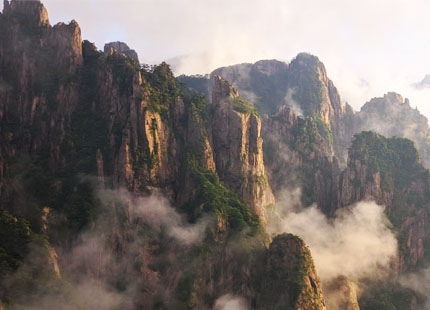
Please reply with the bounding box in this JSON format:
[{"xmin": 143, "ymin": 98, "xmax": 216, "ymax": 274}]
[
  {"xmin": 3, "ymin": 0, "xmax": 50, "ymax": 26},
  {"xmin": 211, "ymin": 75, "xmax": 275, "ymax": 225}
]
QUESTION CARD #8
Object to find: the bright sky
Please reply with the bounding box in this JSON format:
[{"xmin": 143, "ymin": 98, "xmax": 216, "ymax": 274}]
[{"xmin": 3, "ymin": 0, "xmax": 430, "ymax": 117}]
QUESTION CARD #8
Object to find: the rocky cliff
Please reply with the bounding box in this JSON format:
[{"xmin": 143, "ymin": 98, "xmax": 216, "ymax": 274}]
[
  {"xmin": 323, "ymin": 276, "xmax": 360, "ymax": 310},
  {"xmin": 211, "ymin": 59, "xmax": 289, "ymax": 115},
  {"xmin": 211, "ymin": 76, "xmax": 275, "ymax": 225},
  {"xmin": 262, "ymin": 104, "xmax": 341, "ymax": 212},
  {"xmin": 180, "ymin": 54, "xmax": 354, "ymax": 165},
  {"xmin": 3, "ymin": 0, "xmax": 49, "ymax": 26},
  {"xmin": 0, "ymin": 2, "xmax": 326, "ymax": 309},
  {"xmin": 338, "ymin": 131, "xmax": 430, "ymax": 271},
  {"xmin": 104, "ymin": 41, "xmax": 140, "ymax": 64},
  {"xmin": 352, "ymin": 92, "xmax": 430, "ymax": 168},
  {"xmin": 256, "ymin": 234, "xmax": 326, "ymax": 310}
]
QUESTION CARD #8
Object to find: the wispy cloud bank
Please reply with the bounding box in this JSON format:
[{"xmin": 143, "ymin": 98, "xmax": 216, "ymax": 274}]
[{"xmin": 270, "ymin": 189, "xmax": 397, "ymax": 281}]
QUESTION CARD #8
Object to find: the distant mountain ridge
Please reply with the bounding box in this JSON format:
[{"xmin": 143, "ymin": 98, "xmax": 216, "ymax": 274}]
[{"xmin": 180, "ymin": 57, "xmax": 430, "ymax": 169}]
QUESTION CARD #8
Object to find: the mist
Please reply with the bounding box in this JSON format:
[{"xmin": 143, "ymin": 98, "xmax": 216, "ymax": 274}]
[
  {"xmin": 214, "ymin": 294, "xmax": 249, "ymax": 310},
  {"xmin": 270, "ymin": 190, "xmax": 398, "ymax": 281},
  {"xmin": 400, "ymin": 268, "xmax": 430, "ymax": 310},
  {"xmin": 1, "ymin": 186, "xmax": 213, "ymax": 309},
  {"xmin": 98, "ymin": 188, "xmax": 213, "ymax": 245},
  {"xmin": 284, "ymin": 88, "xmax": 303, "ymax": 116}
]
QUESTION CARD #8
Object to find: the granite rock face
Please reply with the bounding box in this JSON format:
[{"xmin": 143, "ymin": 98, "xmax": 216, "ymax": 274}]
[
  {"xmin": 104, "ymin": 41, "xmax": 140, "ymax": 63},
  {"xmin": 211, "ymin": 76, "xmax": 275, "ymax": 225},
  {"xmin": 0, "ymin": 0, "xmax": 83, "ymax": 204},
  {"xmin": 323, "ymin": 276, "xmax": 360, "ymax": 310},
  {"xmin": 3, "ymin": 0, "xmax": 50, "ymax": 26},
  {"xmin": 352, "ymin": 92, "xmax": 430, "ymax": 168},
  {"xmin": 336, "ymin": 132, "xmax": 430, "ymax": 271},
  {"xmin": 0, "ymin": 2, "xmax": 330, "ymax": 309},
  {"xmin": 182, "ymin": 54, "xmax": 353, "ymax": 164},
  {"xmin": 257, "ymin": 234, "xmax": 327, "ymax": 310}
]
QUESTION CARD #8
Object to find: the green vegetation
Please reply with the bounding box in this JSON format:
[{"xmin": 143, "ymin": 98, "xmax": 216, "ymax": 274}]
[
  {"xmin": 107, "ymin": 53, "xmax": 139, "ymax": 96},
  {"xmin": 142, "ymin": 62, "xmax": 183, "ymax": 120},
  {"xmin": 349, "ymin": 131, "xmax": 430, "ymax": 227},
  {"xmin": 188, "ymin": 93, "xmax": 209, "ymax": 127},
  {"xmin": 177, "ymin": 74, "xmax": 210, "ymax": 99},
  {"xmin": 178, "ymin": 88, "xmax": 261, "ymax": 233},
  {"xmin": 314, "ymin": 115, "xmax": 333, "ymax": 147},
  {"xmin": 350, "ymin": 132, "xmax": 421, "ymax": 181},
  {"xmin": 248, "ymin": 61, "xmax": 289, "ymax": 115},
  {"xmin": 290, "ymin": 118, "xmax": 320, "ymax": 157},
  {"xmin": 182, "ymin": 156, "xmax": 260, "ymax": 232},
  {"xmin": 174, "ymin": 273, "xmax": 196, "ymax": 310},
  {"xmin": 288, "ymin": 53, "xmax": 325, "ymax": 117},
  {"xmin": 278, "ymin": 117, "xmax": 332, "ymax": 206},
  {"xmin": 0, "ymin": 211, "xmax": 57, "ymax": 306},
  {"xmin": 358, "ymin": 278, "xmax": 421, "ymax": 310},
  {"xmin": 0, "ymin": 212, "xmax": 33, "ymax": 277},
  {"xmin": 129, "ymin": 145, "xmax": 158, "ymax": 178},
  {"xmin": 263, "ymin": 114, "xmax": 327, "ymax": 207},
  {"xmin": 231, "ymin": 97, "xmax": 259, "ymax": 116},
  {"xmin": 259, "ymin": 234, "xmax": 322, "ymax": 309}
]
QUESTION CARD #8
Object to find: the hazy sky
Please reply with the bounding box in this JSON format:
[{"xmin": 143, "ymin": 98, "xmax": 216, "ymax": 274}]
[{"xmin": 4, "ymin": 0, "xmax": 430, "ymax": 117}]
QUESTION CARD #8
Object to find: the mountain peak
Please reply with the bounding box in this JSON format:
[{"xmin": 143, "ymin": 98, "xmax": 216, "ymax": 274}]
[
  {"xmin": 383, "ymin": 92, "xmax": 405, "ymax": 104},
  {"xmin": 104, "ymin": 41, "xmax": 139, "ymax": 64},
  {"xmin": 291, "ymin": 52, "xmax": 324, "ymax": 68},
  {"xmin": 211, "ymin": 75, "xmax": 239, "ymax": 104},
  {"xmin": 3, "ymin": 0, "xmax": 50, "ymax": 26}
]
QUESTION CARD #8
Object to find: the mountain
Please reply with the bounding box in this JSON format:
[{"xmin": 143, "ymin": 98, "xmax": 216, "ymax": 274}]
[
  {"xmin": 339, "ymin": 131, "xmax": 430, "ymax": 270},
  {"xmin": 353, "ymin": 92, "xmax": 430, "ymax": 168},
  {"xmin": 180, "ymin": 53, "xmax": 430, "ymax": 310},
  {"xmin": 3, "ymin": 1, "xmax": 430, "ymax": 309},
  {"xmin": 0, "ymin": 1, "xmax": 325, "ymax": 309},
  {"xmin": 104, "ymin": 41, "xmax": 140, "ymax": 64},
  {"xmin": 413, "ymin": 74, "xmax": 430, "ymax": 89}
]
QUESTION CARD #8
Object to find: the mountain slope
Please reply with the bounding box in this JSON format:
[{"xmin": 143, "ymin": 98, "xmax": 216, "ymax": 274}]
[{"xmin": 0, "ymin": 1, "xmax": 326, "ymax": 309}]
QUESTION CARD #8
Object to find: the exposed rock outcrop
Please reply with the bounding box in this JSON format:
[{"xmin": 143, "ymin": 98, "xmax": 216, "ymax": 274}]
[
  {"xmin": 210, "ymin": 59, "xmax": 289, "ymax": 114},
  {"xmin": 337, "ymin": 131, "xmax": 430, "ymax": 271},
  {"xmin": 180, "ymin": 54, "xmax": 354, "ymax": 167},
  {"xmin": 262, "ymin": 104, "xmax": 341, "ymax": 213},
  {"xmin": 0, "ymin": 0, "xmax": 83, "ymax": 213},
  {"xmin": 285, "ymin": 53, "xmax": 355, "ymax": 165},
  {"xmin": 257, "ymin": 234, "xmax": 326, "ymax": 310},
  {"xmin": 0, "ymin": 3, "xmax": 334, "ymax": 309},
  {"xmin": 211, "ymin": 76, "xmax": 275, "ymax": 225},
  {"xmin": 3, "ymin": 0, "xmax": 50, "ymax": 27},
  {"xmin": 286, "ymin": 53, "xmax": 344, "ymax": 124},
  {"xmin": 323, "ymin": 276, "xmax": 360, "ymax": 310},
  {"xmin": 352, "ymin": 92, "xmax": 430, "ymax": 168},
  {"xmin": 104, "ymin": 41, "xmax": 140, "ymax": 63}
]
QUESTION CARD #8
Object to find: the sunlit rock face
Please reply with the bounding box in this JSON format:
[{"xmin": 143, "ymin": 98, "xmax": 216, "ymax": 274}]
[
  {"xmin": 6, "ymin": 1, "xmax": 430, "ymax": 309},
  {"xmin": 323, "ymin": 276, "xmax": 360, "ymax": 310},
  {"xmin": 2, "ymin": 3, "xmax": 327, "ymax": 309},
  {"xmin": 211, "ymin": 76, "xmax": 275, "ymax": 226},
  {"xmin": 104, "ymin": 41, "xmax": 140, "ymax": 64}
]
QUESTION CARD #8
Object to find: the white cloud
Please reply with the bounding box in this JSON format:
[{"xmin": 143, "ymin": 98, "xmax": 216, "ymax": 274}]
[
  {"xmin": 270, "ymin": 192, "xmax": 398, "ymax": 281},
  {"xmin": 214, "ymin": 294, "xmax": 248, "ymax": 310},
  {"xmin": 98, "ymin": 188, "xmax": 213, "ymax": 245}
]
